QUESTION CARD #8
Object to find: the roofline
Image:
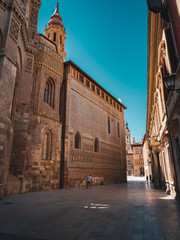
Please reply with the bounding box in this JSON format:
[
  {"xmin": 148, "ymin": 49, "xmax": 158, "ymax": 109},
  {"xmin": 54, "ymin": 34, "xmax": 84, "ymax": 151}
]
[{"xmin": 64, "ymin": 60, "xmax": 127, "ymax": 109}]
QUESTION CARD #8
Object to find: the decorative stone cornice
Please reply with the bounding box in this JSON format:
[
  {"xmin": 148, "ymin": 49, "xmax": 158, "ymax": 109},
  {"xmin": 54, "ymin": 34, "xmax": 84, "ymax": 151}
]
[
  {"xmin": 35, "ymin": 62, "xmax": 62, "ymax": 76},
  {"xmin": 11, "ymin": 0, "xmax": 26, "ymax": 21}
]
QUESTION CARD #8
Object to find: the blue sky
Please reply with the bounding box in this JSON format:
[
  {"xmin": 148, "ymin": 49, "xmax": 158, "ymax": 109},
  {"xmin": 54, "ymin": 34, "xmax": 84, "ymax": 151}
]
[{"xmin": 38, "ymin": 0, "xmax": 148, "ymax": 143}]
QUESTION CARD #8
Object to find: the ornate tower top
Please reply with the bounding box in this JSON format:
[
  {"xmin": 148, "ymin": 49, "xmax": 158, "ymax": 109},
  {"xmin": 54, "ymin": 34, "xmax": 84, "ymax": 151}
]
[
  {"xmin": 44, "ymin": 0, "xmax": 66, "ymax": 61},
  {"xmin": 48, "ymin": 1, "xmax": 64, "ymax": 29}
]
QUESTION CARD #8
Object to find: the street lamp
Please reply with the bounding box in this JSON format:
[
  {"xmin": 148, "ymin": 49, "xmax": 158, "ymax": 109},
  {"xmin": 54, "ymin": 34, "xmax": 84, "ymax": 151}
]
[{"xmin": 163, "ymin": 74, "xmax": 180, "ymax": 93}]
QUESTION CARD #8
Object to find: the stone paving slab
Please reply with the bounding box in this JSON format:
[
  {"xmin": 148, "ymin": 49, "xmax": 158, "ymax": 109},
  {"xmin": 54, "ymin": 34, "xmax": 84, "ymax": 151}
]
[{"xmin": 0, "ymin": 177, "xmax": 180, "ymax": 240}]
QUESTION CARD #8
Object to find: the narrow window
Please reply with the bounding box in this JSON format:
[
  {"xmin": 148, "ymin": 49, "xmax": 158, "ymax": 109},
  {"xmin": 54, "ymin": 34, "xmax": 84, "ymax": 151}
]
[
  {"xmin": 48, "ymin": 33, "xmax": 50, "ymax": 38},
  {"xmin": 44, "ymin": 78, "xmax": 55, "ymax": 108},
  {"xmin": 114, "ymin": 102, "xmax": 116, "ymax": 107},
  {"xmin": 86, "ymin": 79, "xmax": 90, "ymax": 87},
  {"xmin": 96, "ymin": 88, "xmax": 100, "ymax": 95},
  {"xmin": 91, "ymin": 84, "xmax": 95, "ymax": 92},
  {"xmin": 120, "ymin": 107, "xmax": 122, "ymax": 112},
  {"xmin": 117, "ymin": 105, "xmax": 119, "ymax": 110},
  {"xmin": 110, "ymin": 99, "xmax": 112, "ymax": 105},
  {"xmin": 44, "ymin": 82, "xmax": 49, "ymax": 103},
  {"xmin": 101, "ymin": 92, "xmax": 104, "ymax": 99},
  {"xmin": 117, "ymin": 122, "xmax": 120, "ymax": 138},
  {"xmin": 43, "ymin": 131, "xmax": 52, "ymax": 160},
  {"xmin": 79, "ymin": 75, "xmax": 84, "ymax": 83},
  {"xmin": 108, "ymin": 117, "xmax": 110, "ymax": 134},
  {"xmin": 94, "ymin": 138, "xmax": 99, "ymax": 152},
  {"xmin": 106, "ymin": 95, "xmax": 108, "ymax": 102},
  {"xmin": 75, "ymin": 132, "xmax": 81, "ymax": 149},
  {"xmin": 53, "ymin": 33, "xmax": 56, "ymax": 42}
]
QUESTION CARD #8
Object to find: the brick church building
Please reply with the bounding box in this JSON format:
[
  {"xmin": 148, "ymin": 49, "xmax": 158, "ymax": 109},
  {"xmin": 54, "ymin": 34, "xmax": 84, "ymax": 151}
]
[{"xmin": 0, "ymin": 0, "xmax": 127, "ymax": 198}]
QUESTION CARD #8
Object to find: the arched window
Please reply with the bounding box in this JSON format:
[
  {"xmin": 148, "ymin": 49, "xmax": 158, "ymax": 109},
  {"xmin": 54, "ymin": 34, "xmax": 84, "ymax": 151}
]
[
  {"xmin": 75, "ymin": 132, "xmax": 81, "ymax": 149},
  {"xmin": 43, "ymin": 130, "xmax": 52, "ymax": 160},
  {"xmin": 94, "ymin": 138, "xmax": 99, "ymax": 152},
  {"xmin": 107, "ymin": 117, "xmax": 110, "ymax": 134},
  {"xmin": 44, "ymin": 78, "xmax": 55, "ymax": 108}
]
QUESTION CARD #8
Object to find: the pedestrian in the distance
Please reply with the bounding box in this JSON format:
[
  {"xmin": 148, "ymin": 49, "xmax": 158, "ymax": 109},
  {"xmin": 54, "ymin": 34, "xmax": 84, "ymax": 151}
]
[
  {"xmin": 87, "ymin": 174, "xmax": 92, "ymax": 189},
  {"xmin": 146, "ymin": 175, "xmax": 148, "ymax": 182},
  {"xmin": 150, "ymin": 174, "xmax": 152, "ymax": 181}
]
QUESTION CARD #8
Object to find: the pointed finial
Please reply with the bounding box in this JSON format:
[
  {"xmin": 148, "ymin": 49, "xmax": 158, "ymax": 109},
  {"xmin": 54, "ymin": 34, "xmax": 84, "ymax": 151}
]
[{"xmin": 55, "ymin": 0, "xmax": 59, "ymax": 14}]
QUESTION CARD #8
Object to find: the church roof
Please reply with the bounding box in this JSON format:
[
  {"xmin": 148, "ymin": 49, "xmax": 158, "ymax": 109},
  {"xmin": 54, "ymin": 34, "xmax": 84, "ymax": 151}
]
[{"xmin": 48, "ymin": 1, "xmax": 64, "ymax": 29}]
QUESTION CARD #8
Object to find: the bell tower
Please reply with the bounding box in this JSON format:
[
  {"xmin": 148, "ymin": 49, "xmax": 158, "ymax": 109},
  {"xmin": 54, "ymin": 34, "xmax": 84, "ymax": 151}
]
[{"xmin": 44, "ymin": 1, "xmax": 66, "ymax": 61}]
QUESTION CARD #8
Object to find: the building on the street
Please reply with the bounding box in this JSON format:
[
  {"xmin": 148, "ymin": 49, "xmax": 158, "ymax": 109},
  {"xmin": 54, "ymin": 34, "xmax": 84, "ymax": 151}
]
[
  {"xmin": 125, "ymin": 121, "xmax": 145, "ymax": 176},
  {"xmin": 146, "ymin": 0, "xmax": 180, "ymax": 198},
  {"xmin": 125, "ymin": 121, "xmax": 133, "ymax": 175},
  {"xmin": 131, "ymin": 138, "xmax": 144, "ymax": 177},
  {"xmin": 0, "ymin": 1, "xmax": 127, "ymax": 198}
]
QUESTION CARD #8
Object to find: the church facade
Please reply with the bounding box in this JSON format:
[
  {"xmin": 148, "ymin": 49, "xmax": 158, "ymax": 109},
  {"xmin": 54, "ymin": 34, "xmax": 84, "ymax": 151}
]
[{"xmin": 0, "ymin": 0, "xmax": 126, "ymax": 198}]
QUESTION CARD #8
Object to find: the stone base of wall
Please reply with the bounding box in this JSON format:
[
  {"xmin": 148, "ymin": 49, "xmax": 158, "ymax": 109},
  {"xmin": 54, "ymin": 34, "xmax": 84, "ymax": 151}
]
[
  {"xmin": 5, "ymin": 173, "xmax": 60, "ymax": 196},
  {"xmin": 6, "ymin": 174, "xmax": 21, "ymax": 195},
  {"xmin": 65, "ymin": 172, "xmax": 127, "ymax": 189}
]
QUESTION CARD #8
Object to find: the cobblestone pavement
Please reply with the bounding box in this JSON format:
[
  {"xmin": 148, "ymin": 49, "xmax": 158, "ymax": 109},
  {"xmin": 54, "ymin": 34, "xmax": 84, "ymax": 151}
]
[{"xmin": 0, "ymin": 177, "xmax": 180, "ymax": 240}]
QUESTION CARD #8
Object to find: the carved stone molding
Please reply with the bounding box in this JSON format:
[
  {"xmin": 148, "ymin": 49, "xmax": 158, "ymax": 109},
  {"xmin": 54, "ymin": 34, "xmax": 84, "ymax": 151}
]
[
  {"xmin": 9, "ymin": 17, "xmax": 20, "ymax": 43},
  {"xmin": 30, "ymin": 7, "xmax": 38, "ymax": 27},
  {"xmin": 25, "ymin": 54, "xmax": 33, "ymax": 73},
  {"xmin": 31, "ymin": 0, "xmax": 41, "ymax": 7}
]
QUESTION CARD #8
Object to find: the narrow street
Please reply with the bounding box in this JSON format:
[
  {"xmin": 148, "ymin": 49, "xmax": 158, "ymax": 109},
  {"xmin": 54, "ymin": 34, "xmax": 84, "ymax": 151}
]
[{"xmin": 0, "ymin": 177, "xmax": 180, "ymax": 240}]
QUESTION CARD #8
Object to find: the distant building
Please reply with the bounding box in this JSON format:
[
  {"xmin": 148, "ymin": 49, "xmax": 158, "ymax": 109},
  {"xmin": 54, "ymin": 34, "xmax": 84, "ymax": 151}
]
[
  {"xmin": 125, "ymin": 122, "xmax": 144, "ymax": 176},
  {"xmin": 125, "ymin": 121, "xmax": 133, "ymax": 175},
  {"xmin": 131, "ymin": 139, "xmax": 144, "ymax": 177}
]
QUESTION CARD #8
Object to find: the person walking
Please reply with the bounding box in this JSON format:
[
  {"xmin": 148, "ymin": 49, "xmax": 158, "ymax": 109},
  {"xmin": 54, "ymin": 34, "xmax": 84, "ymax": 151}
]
[
  {"xmin": 146, "ymin": 175, "xmax": 148, "ymax": 182},
  {"xmin": 150, "ymin": 174, "xmax": 152, "ymax": 181},
  {"xmin": 87, "ymin": 174, "xmax": 92, "ymax": 189}
]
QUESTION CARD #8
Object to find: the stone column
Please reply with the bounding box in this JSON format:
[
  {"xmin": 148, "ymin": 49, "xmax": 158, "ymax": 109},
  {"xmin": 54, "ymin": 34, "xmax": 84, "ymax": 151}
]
[{"xmin": 152, "ymin": 150, "xmax": 161, "ymax": 188}]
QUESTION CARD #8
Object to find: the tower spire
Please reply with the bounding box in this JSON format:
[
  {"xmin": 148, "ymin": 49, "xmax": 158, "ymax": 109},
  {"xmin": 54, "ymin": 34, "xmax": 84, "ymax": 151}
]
[
  {"xmin": 55, "ymin": 0, "xmax": 59, "ymax": 14},
  {"xmin": 44, "ymin": 1, "xmax": 66, "ymax": 61},
  {"xmin": 47, "ymin": 0, "xmax": 64, "ymax": 28}
]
